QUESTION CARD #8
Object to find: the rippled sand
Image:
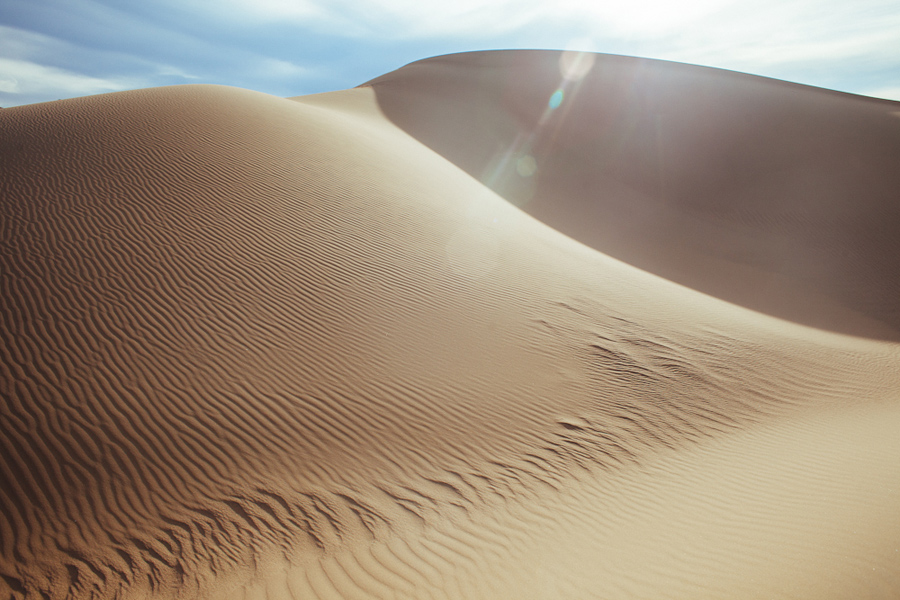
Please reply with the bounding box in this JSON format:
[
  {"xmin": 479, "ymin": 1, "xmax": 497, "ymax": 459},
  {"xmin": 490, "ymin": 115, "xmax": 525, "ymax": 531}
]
[{"xmin": 2, "ymin": 50, "xmax": 900, "ymax": 599}]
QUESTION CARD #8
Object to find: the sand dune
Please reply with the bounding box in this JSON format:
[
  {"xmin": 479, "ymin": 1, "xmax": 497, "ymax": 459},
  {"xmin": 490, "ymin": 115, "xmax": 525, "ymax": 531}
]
[
  {"xmin": 366, "ymin": 50, "xmax": 900, "ymax": 341},
  {"xmin": 1, "ymin": 50, "xmax": 899, "ymax": 599}
]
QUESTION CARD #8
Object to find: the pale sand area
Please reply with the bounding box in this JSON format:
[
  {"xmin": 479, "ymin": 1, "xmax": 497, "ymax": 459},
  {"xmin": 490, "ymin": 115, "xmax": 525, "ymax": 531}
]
[{"xmin": 1, "ymin": 50, "xmax": 899, "ymax": 599}]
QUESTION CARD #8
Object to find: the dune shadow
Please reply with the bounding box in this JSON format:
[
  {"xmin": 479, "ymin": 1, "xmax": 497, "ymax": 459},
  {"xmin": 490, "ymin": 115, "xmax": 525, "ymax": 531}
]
[{"xmin": 366, "ymin": 50, "xmax": 900, "ymax": 341}]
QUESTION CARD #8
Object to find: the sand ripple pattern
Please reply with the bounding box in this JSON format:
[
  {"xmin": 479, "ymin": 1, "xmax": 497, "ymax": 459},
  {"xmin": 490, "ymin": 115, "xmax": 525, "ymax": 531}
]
[{"xmin": 2, "ymin": 80, "xmax": 900, "ymax": 599}]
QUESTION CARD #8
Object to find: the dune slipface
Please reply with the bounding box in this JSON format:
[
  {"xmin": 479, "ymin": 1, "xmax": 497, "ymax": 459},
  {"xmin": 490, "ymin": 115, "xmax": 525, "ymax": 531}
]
[
  {"xmin": 366, "ymin": 50, "xmax": 900, "ymax": 341},
  {"xmin": 1, "ymin": 51, "xmax": 900, "ymax": 600}
]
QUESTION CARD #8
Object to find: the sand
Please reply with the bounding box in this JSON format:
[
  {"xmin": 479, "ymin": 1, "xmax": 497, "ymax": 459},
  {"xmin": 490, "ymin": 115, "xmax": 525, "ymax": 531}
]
[{"xmin": 1, "ymin": 50, "xmax": 899, "ymax": 599}]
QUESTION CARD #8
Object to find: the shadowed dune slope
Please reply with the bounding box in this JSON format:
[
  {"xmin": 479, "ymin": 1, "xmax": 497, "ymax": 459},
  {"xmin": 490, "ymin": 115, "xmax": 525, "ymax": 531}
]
[
  {"xmin": 365, "ymin": 50, "xmax": 900, "ymax": 341},
  {"xmin": 1, "ymin": 56, "xmax": 900, "ymax": 600}
]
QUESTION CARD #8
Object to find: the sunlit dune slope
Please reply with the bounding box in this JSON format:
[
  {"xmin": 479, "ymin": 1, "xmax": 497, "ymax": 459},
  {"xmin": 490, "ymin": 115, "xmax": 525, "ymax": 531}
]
[
  {"xmin": 365, "ymin": 50, "xmax": 900, "ymax": 340},
  {"xmin": 1, "ymin": 51, "xmax": 900, "ymax": 600}
]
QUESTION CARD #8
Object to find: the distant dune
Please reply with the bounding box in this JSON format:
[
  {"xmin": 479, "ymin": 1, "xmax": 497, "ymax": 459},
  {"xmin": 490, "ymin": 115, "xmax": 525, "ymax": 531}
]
[{"xmin": 2, "ymin": 50, "xmax": 900, "ymax": 600}]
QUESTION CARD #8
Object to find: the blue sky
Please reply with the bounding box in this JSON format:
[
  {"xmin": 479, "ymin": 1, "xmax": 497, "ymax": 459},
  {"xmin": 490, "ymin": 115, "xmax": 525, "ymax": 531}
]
[{"xmin": 2, "ymin": 0, "xmax": 899, "ymax": 107}]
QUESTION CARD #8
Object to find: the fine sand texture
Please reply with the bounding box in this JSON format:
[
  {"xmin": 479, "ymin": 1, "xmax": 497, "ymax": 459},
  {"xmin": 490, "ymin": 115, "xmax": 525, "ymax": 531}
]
[{"xmin": 2, "ymin": 50, "xmax": 900, "ymax": 599}]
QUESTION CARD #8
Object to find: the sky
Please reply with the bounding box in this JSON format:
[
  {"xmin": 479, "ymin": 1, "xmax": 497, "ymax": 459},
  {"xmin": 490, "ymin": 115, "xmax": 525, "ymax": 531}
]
[{"xmin": 1, "ymin": 0, "xmax": 899, "ymax": 107}]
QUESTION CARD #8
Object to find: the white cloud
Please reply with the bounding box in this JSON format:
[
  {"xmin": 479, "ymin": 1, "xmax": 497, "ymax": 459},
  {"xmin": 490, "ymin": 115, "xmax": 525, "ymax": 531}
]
[
  {"xmin": 258, "ymin": 58, "xmax": 311, "ymax": 78},
  {"xmin": 155, "ymin": 65, "xmax": 201, "ymax": 80},
  {"xmin": 555, "ymin": 0, "xmax": 733, "ymax": 38},
  {"xmin": 2, "ymin": 0, "xmax": 897, "ymax": 105},
  {"xmin": 171, "ymin": 0, "xmax": 900, "ymax": 100},
  {"xmin": 0, "ymin": 24, "xmax": 65, "ymax": 63},
  {"xmin": 206, "ymin": 0, "xmax": 546, "ymax": 37},
  {"xmin": 198, "ymin": 0, "xmax": 324, "ymax": 22},
  {"xmin": 652, "ymin": 0, "xmax": 900, "ymax": 69},
  {"xmin": 208, "ymin": 0, "xmax": 900, "ymax": 54},
  {"xmin": 0, "ymin": 25, "xmax": 142, "ymax": 105},
  {"xmin": 0, "ymin": 58, "xmax": 133, "ymax": 103}
]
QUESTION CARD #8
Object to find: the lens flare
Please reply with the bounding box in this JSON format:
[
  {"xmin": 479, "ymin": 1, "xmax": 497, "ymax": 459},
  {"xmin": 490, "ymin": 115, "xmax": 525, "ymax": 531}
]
[
  {"xmin": 560, "ymin": 51, "xmax": 595, "ymax": 82},
  {"xmin": 516, "ymin": 155, "xmax": 537, "ymax": 177},
  {"xmin": 549, "ymin": 89, "xmax": 564, "ymax": 109},
  {"xmin": 480, "ymin": 51, "xmax": 596, "ymax": 212}
]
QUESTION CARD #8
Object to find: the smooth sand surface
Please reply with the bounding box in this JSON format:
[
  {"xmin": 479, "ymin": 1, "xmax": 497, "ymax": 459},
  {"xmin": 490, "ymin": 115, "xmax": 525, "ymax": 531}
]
[
  {"xmin": 366, "ymin": 50, "xmax": 900, "ymax": 341},
  {"xmin": 1, "ymin": 50, "xmax": 899, "ymax": 599}
]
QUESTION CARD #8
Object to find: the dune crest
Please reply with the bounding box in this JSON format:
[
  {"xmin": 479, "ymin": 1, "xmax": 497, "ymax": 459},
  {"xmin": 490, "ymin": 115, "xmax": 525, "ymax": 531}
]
[
  {"xmin": 1, "ymin": 51, "xmax": 900, "ymax": 599},
  {"xmin": 366, "ymin": 50, "xmax": 900, "ymax": 341}
]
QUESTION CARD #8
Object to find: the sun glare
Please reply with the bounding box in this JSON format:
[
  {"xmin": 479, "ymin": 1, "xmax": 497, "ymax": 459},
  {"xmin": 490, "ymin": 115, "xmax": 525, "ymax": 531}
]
[{"xmin": 560, "ymin": 49, "xmax": 596, "ymax": 81}]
